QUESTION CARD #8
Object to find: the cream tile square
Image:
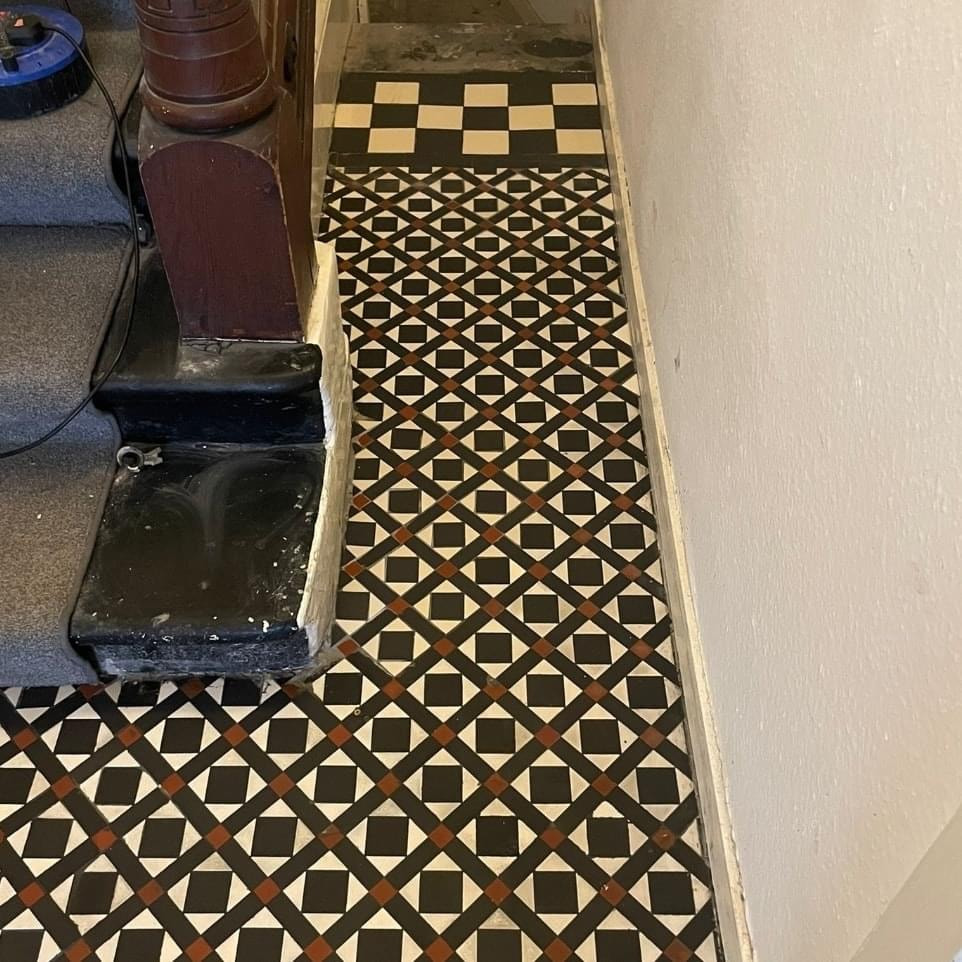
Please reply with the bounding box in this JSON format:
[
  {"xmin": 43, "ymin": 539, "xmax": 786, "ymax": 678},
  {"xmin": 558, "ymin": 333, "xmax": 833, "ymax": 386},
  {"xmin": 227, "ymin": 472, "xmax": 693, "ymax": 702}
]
[
  {"xmin": 368, "ymin": 128, "xmax": 417, "ymax": 153},
  {"xmin": 374, "ymin": 81, "xmax": 420, "ymax": 104},
  {"xmin": 463, "ymin": 130, "xmax": 510, "ymax": 154},
  {"xmin": 556, "ymin": 128, "xmax": 606, "ymax": 154},
  {"xmin": 418, "ymin": 104, "xmax": 464, "ymax": 130},
  {"xmin": 334, "ymin": 102, "xmax": 373, "ymax": 128},
  {"xmin": 464, "ymin": 83, "xmax": 509, "ymax": 107},
  {"xmin": 552, "ymin": 82, "xmax": 599, "ymax": 106},
  {"xmin": 508, "ymin": 104, "xmax": 555, "ymax": 130}
]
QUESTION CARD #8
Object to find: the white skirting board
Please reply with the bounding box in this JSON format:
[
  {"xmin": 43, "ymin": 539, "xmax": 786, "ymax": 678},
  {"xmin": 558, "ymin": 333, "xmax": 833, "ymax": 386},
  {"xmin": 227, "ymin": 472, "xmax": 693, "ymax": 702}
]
[
  {"xmin": 298, "ymin": 242, "xmax": 354, "ymax": 660},
  {"xmin": 589, "ymin": 4, "xmax": 755, "ymax": 961}
]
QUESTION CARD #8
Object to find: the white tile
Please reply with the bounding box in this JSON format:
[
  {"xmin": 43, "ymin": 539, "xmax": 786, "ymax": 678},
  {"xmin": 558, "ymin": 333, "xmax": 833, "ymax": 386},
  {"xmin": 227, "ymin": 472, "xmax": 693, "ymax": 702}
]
[
  {"xmin": 464, "ymin": 83, "xmax": 509, "ymax": 107},
  {"xmin": 463, "ymin": 130, "xmax": 510, "ymax": 155},
  {"xmin": 556, "ymin": 128, "xmax": 606, "ymax": 154},
  {"xmin": 417, "ymin": 104, "xmax": 464, "ymax": 130},
  {"xmin": 368, "ymin": 128, "xmax": 417, "ymax": 153},
  {"xmin": 374, "ymin": 81, "xmax": 420, "ymax": 104},
  {"xmin": 333, "ymin": 102, "xmax": 373, "ymax": 128},
  {"xmin": 508, "ymin": 104, "xmax": 555, "ymax": 130},
  {"xmin": 552, "ymin": 82, "xmax": 599, "ymax": 105}
]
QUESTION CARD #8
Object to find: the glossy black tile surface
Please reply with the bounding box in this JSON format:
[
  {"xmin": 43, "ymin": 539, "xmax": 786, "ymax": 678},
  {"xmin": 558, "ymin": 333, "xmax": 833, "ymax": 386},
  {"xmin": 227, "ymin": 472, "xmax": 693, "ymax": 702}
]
[{"xmin": 72, "ymin": 444, "xmax": 325, "ymax": 676}]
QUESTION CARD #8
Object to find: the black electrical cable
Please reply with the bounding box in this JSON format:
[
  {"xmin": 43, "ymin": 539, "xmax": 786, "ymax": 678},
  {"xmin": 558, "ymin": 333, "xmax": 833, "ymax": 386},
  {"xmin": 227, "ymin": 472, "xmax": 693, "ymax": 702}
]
[{"xmin": 0, "ymin": 24, "xmax": 139, "ymax": 460}]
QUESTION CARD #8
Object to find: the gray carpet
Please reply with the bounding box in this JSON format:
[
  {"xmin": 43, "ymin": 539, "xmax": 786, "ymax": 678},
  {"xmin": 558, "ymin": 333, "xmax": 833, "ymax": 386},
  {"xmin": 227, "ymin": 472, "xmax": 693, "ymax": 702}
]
[
  {"xmin": 0, "ymin": 228, "xmax": 131, "ymax": 684},
  {"xmin": 0, "ymin": 0, "xmax": 140, "ymax": 225}
]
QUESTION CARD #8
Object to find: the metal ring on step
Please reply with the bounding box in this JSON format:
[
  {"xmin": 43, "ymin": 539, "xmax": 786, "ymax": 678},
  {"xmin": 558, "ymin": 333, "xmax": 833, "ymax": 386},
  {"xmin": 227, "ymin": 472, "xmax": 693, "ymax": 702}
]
[{"xmin": 116, "ymin": 445, "xmax": 145, "ymax": 472}]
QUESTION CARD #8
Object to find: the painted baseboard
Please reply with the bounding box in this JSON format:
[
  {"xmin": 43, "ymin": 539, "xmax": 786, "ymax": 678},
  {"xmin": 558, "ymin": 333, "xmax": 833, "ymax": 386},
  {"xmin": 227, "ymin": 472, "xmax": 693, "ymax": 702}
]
[{"xmin": 589, "ymin": 5, "xmax": 755, "ymax": 961}]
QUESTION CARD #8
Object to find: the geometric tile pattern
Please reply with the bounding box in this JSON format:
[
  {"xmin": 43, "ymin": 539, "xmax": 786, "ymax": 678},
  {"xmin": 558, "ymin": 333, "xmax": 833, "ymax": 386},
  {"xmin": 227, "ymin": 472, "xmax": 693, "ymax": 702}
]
[
  {"xmin": 332, "ymin": 75, "xmax": 605, "ymax": 164},
  {"xmin": 0, "ymin": 167, "xmax": 721, "ymax": 961}
]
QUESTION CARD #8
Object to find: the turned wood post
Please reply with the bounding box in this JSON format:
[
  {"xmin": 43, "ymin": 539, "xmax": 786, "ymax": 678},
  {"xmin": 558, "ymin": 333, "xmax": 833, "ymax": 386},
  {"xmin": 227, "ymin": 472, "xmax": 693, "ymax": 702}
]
[{"xmin": 134, "ymin": 0, "xmax": 317, "ymax": 340}]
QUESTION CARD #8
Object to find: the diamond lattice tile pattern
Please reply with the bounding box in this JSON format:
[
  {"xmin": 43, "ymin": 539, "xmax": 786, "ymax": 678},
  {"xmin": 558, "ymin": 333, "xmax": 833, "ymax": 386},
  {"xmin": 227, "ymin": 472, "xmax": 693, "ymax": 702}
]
[{"xmin": 0, "ymin": 166, "xmax": 720, "ymax": 962}]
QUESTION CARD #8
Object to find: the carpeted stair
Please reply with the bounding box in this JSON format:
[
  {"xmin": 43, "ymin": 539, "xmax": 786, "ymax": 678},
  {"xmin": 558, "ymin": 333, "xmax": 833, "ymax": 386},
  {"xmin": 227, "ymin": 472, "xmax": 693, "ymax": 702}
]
[{"xmin": 0, "ymin": 0, "xmax": 140, "ymax": 683}]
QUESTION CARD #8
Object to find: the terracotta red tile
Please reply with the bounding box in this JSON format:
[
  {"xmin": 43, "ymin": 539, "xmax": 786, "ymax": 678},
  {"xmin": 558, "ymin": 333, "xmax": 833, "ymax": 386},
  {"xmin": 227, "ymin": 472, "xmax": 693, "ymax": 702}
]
[
  {"xmin": 434, "ymin": 638, "xmax": 456, "ymax": 656},
  {"xmin": 433, "ymin": 724, "xmax": 456, "ymax": 746},
  {"xmin": 343, "ymin": 560, "xmax": 365, "ymax": 578},
  {"xmin": 557, "ymin": 352, "xmax": 574, "ymax": 365},
  {"xmin": 444, "ymin": 281, "xmax": 460, "ymax": 293},
  {"xmin": 338, "ymin": 638, "xmax": 360, "ymax": 656},
  {"xmin": 320, "ymin": 825, "xmax": 344, "ymax": 849},
  {"xmin": 484, "ymin": 681, "xmax": 507, "ymax": 700},
  {"xmin": 438, "ymin": 494, "xmax": 457, "ymax": 510},
  {"xmin": 19, "ymin": 882, "xmax": 44, "ymax": 907},
  {"xmin": 653, "ymin": 826, "xmax": 677, "ymax": 850},
  {"xmin": 64, "ymin": 940, "xmax": 92, "ymax": 962},
  {"xmin": 642, "ymin": 726, "xmax": 666, "ymax": 748},
  {"xmin": 607, "ymin": 433, "xmax": 626, "ymax": 448},
  {"xmin": 481, "ymin": 352, "xmax": 497, "ymax": 365},
  {"xmin": 541, "ymin": 826, "xmax": 565, "ymax": 850},
  {"xmin": 545, "ymin": 939, "xmax": 572, "ymax": 962},
  {"xmin": 485, "ymin": 773, "xmax": 509, "ymax": 796},
  {"xmin": 185, "ymin": 938, "xmax": 213, "ymax": 962},
  {"xmin": 585, "ymin": 681, "xmax": 607, "ymax": 702},
  {"xmin": 554, "ymin": 304, "xmax": 570, "ymax": 315},
  {"xmin": 429, "ymin": 824, "xmax": 454, "ymax": 848},
  {"xmin": 536, "ymin": 726, "xmax": 560, "ymax": 748},
  {"xmin": 664, "ymin": 940, "xmax": 694, "ymax": 962},
  {"xmin": 351, "ymin": 493, "xmax": 370, "ymax": 510},
  {"xmin": 480, "ymin": 304, "xmax": 497, "ymax": 316},
  {"xmin": 51, "ymin": 776, "xmax": 75, "ymax": 799},
  {"xmin": 270, "ymin": 773, "xmax": 295, "ymax": 797},
  {"xmin": 138, "ymin": 880, "xmax": 164, "ymax": 905},
  {"xmin": 600, "ymin": 376, "xmax": 619, "ymax": 390},
  {"xmin": 567, "ymin": 463, "xmax": 587, "ymax": 478},
  {"xmin": 425, "ymin": 938, "xmax": 454, "ymax": 962},
  {"xmin": 444, "ymin": 327, "xmax": 459, "ymax": 339},
  {"xmin": 525, "ymin": 493, "xmax": 545, "ymax": 510},
  {"xmin": 303, "ymin": 937, "xmax": 334, "ymax": 962},
  {"xmin": 396, "ymin": 462, "xmax": 416, "ymax": 477},
  {"xmin": 223, "ymin": 724, "xmax": 248, "ymax": 746},
  {"xmin": 255, "ymin": 878, "xmax": 281, "ymax": 904},
  {"xmin": 483, "ymin": 598, "xmax": 505, "ymax": 617},
  {"xmin": 400, "ymin": 405, "xmax": 418, "ymax": 420},
  {"xmin": 378, "ymin": 773, "xmax": 402, "ymax": 796},
  {"xmin": 388, "ymin": 597, "xmax": 410, "ymax": 615},
  {"xmin": 622, "ymin": 563, "xmax": 643, "ymax": 580},
  {"xmin": 162, "ymin": 773, "xmax": 186, "ymax": 796},
  {"xmin": 436, "ymin": 560, "xmax": 458, "ymax": 579},
  {"xmin": 383, "ymin": 679, "xmax": 405, "ymax": 700},
  {"xmin": 632, "ymin": 639, "xmax": 655, "ymax": 659},
  {"xmin": 370, "ymin": 879, "xmax": 397, "ymax": 905},
  {"xmin": 441, "ymin": 432, "xmax": 459, "ymax": 448},
  {"xmin": 523, "ymin": 434, "xmax": 541, "ymax": 448},
  {"xmin": 327, "ymin": 725, "xmax": 352, "ymax": 747},
  {"xmin": 572, "ymin": 527, "xmax": 593, "ymax": 544},
  {"xmin": 206, "ymin": 825, "xmax": 231, "ymax": 850},
  {"xmin": 91, "ymin": 828, "xmax": 117, "ymax": 852},
  {"xmin": 78, "ymin": 684, "xmax": 102, "ymax": 700},
  {"xmin": 393, "ymin": 526, "xmax": 414, "ymax": 543},
  {"xmin": 532, "ymin": 638, "xmax": 554, "ymax": 657},
  {"xmin": 181, "ymin": 678, "xmax": 205, "ymax": 698},
  {"xmin": 12, "ymin": 728, "xmax": 36, "ymax": 750},
  {"xmin": 600, "ymin": 879, "xmax": 626, "ymax": 905},
  {"xmin": 480, "ymin": 462, "xmax": 500, "ymax": 478},
  {"xmin": 593, "ymin": 773, "xmax": 617, "ymax": 796},
  {"xmin": 404, "ymin": 352, "xmax": 420, "ymax": 365},
  {"xmin": 521, "ymin": 377, "xmax": 538, "ymax": 390},
  {"xmin": 529, "ymin": 563, "xmax": 550, "ymax": 580},
  {"xmin": 485, "ymin": 879, "xmax": 511, "ymax": 905},
  {"xmin": 482, "ymin": 527, "xmax": 503, "ymax": 544},
  {"xmin": 578, "ymin": 600, "xmax": 600, "ymax": 618},
  {"xmin": 594, "ymin": 326, "xmax": 609, "ymax": 338}
]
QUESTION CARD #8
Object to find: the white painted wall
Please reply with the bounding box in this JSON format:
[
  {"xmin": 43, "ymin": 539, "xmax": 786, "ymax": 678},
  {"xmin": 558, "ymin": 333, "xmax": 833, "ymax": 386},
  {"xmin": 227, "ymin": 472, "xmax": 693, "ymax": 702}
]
[{"xmin": 599, "ymin": 2, "xmax": 962, "ymax": 961}]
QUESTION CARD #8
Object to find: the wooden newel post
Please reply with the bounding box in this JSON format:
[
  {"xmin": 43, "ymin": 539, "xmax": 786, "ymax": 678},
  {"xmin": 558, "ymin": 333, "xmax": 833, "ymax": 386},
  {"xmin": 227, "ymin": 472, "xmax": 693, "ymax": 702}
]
[{"xmin": 135, "ymin": 0, "xmax": 318, "ymax": 340}]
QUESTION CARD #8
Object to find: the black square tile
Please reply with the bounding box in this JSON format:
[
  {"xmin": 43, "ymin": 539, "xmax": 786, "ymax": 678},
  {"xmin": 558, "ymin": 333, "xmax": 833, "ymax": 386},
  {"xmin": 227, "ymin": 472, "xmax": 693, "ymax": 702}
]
[
  {"xmin": 302, "ymin": 870, "xmax": 349, "ymax": 913},
  {"xmin": 266, "ymin": 718, "xmax": 310, "ymax": 754},
  {"xmin": 251, "ymin": 817, "xmax": 298, "ymax": 857},
  {"xmin": 419, "ymin": 871, "xmax": 462, "ymax": 913},
  {"xmin": 357, "ymin": 930, "xmax": 403, "ymax": 959},
  {"xmin": 474, "ymin": 718, "xmax": 515, "ymax": 754},
  {"xmin": 579, "ymin": 719, "xmax": 622, "ymax": 755},
  {"xmin": 115, "ymin": 930, "xmax": 166, "ymax": 962},
  {"xmin": 67, "ymin": 870, "xmax": 116, "ymax": 915},
  {"xmin": 593, "ymin": 931, "xmax": 642, "ymax": 962},
  {"xmin": 377, "ymin": 631, "xmax": 415, "ymax": 661},
  {"xmin": 371, "ymin": 717, "xmax": 411, "ymax": 753},
  {"xmin": 138, "ymin": 818, "xmax": 186, "ymax": 858},
  {"xmin": 526, "ymin": 675, "xmax": 565, "ymax": 706},
  {"xmin": 160, "ymin": 717, "xmax": 205, "ymax": 754},
  {"xmin": 627, "ymin": 676, "xmax": 668, "ymax": 709},
  {"xmin": 532, "ymin": 871, "xmax": 578, "ymax": 914},
  {"xmin": 473, "ymin": 632, "xmax": 513, "ymax": 663},
  {"xmin": 649, "ymin": 871, "xmax": 695, "ymax": 915},
  {"xmin": 0, "ymin": 930, "xmax": 43, "ymax": 962},
  {"xmin": 430, "ymin": 593, "xmax": 465, "ymax": 621},
  {"xmin": 221, "ymin": 679, "xmax": 263, "ymax": 705},
  {"xmin": 586, "ymin": 818, "xmax": 630, "ymax": 858},
  {"xmin": 618, "ymin": 595, "xmax": 656, "ymax": 624},
  {"xmin": 636, "ymin": 767, "xmax": 679, "ymax": 805},
  {"xmin": 477, "ymin": 930, "xmax": 522, "ymax": 962},
  {"xmin": 0, "ymin": 768, "xmax": 36, "ymax": 805},
  {"xmin": 421, "ymin": 765, "xmax": 462, "ymax": 802},
  {"xmin": 23, "ymin": 818, "xmax": 71, "ymax": 858},
  {"xmin": 314, "ymin": 766, "xmax": 357, "ymax": 803},
  {"xmin": 365, "ymin": 816, "xmax": 409, "ymax": 855},
  {"xmin": 424, "ymin": 675, "xmax": 463, "ymax": 706},
  {"xmin": 476, "ymin": 816, "xmax": 518, "ymax": 856},
  {"xmin": 204, "ymin": 766, "xmax": 250, "ymax": 804},
  {"xmin": 55, "ymin": 719, "xmax": 101, "ymax": 754},
  {"xmin": 236, "ymin": 928, "xmax": 284, "ymax": 961},
  {"xmin": 529, "ymin": 767, "xmax": 571, "ymax": 804},
  {"xmin": 324, "ymin": 671, "xmax": 364, "ymax": 705},
  {"xmin": 185, "ymin": 871, "xmax": 232, "ymax": 913}
]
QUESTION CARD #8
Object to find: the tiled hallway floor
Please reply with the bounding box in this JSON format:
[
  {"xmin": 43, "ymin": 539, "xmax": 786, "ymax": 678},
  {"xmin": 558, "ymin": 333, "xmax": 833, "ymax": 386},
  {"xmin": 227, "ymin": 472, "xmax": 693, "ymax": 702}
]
[{"xmin": 0, "ymin": 75, "xmax": 721, "ymax": 962}]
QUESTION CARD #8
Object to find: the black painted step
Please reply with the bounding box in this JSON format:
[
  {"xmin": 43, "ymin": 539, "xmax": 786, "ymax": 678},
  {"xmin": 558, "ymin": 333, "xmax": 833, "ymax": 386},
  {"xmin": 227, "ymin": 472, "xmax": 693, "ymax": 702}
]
[
  {"xmin": 94, "ymin": 248, "xmax": 325, "ymax": 444},
  {"xmin": 71, "ymin": 442, "xmax": 325, "ymax": 677}
]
